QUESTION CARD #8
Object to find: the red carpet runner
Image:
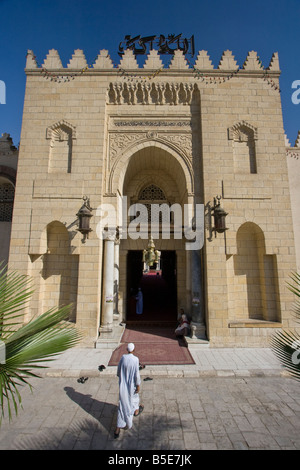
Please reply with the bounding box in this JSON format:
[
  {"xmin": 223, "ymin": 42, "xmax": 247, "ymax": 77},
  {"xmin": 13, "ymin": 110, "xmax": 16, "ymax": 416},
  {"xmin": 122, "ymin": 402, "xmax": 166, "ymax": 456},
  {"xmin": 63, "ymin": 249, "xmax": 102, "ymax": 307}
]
[{"xmin": 108, "ymin": 327, "xmax": 195, "ymax": 366}]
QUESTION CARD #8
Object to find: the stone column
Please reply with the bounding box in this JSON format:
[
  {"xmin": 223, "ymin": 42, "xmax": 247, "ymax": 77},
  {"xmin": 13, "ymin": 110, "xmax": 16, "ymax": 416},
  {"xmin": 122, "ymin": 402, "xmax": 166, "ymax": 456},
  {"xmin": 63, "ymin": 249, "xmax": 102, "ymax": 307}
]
[
  {"xmin": 190, "ymin": 249, "xmax": 206, "ymax": 339},
  {"xmin": 100, "ymin": 229, "xmax": 116, "ymax": 332},
  {"xmin": 185, "ymin": 250, "xmax": 192, "ymax": 312},
  {"xmin": 113, "ymin": 238, "xmax": 120, "ymax": 320}
]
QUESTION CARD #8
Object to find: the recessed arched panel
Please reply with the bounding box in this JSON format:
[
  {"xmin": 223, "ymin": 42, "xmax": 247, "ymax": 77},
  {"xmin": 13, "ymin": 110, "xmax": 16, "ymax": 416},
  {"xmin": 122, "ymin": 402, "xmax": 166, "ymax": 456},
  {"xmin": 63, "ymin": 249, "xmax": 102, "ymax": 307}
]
[
  {"xmin": 227, "ymin": 222, "xmax": 280, "ymax": 322},
  {"xmin": 38, "ymin": 221, "xmax": 79, "ymax": 322},
  {"xmin": 228, "ymin": 121, "xmax": 258, "ymax": 174}
]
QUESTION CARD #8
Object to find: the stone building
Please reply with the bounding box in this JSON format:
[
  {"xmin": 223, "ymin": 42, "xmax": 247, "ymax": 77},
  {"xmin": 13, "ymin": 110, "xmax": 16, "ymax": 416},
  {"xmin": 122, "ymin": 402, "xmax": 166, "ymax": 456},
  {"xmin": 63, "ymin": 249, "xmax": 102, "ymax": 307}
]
[
  {"xmin": 286, "ymin": 132, "xmax": 300, "ymax": 272},
  {"xmin": 0, "ymin": 133, "xmax": 18, "ymax": 268},
  {"xmin": 6, "ymin": 46, "xmax": 299, "ymax": 347}
]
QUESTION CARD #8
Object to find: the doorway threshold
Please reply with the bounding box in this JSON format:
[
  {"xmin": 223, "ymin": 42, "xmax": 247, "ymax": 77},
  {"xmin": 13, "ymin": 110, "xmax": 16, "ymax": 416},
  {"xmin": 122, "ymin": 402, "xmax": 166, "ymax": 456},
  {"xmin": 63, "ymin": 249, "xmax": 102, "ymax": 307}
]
[
  {"xmin": 95, "ymin": 324, "xmax": 125, "ymax": 349},
  {"xmin": 185, "ymin": 336, "xmax": 210, "ymax": 349}
]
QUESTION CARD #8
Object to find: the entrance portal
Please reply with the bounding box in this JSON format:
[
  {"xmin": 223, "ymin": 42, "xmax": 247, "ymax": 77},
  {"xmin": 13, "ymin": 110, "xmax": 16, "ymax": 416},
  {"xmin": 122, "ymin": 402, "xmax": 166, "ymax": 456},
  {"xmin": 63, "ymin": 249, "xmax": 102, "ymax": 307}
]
[{"xmin": 126, "ymin": 250, "xmax": 177, "ymax": 324}]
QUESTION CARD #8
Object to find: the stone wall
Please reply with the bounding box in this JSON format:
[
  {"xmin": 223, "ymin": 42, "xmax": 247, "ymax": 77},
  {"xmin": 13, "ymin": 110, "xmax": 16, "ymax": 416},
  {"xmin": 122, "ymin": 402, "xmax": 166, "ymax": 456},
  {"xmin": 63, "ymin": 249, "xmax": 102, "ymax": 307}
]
[
  {"xmin": 7, "ymin": 47, "xmax": 298, "ymax": 346},
  {"xmin": 0, "ymin": 133, "xmax": 18, "ymax": 269}
]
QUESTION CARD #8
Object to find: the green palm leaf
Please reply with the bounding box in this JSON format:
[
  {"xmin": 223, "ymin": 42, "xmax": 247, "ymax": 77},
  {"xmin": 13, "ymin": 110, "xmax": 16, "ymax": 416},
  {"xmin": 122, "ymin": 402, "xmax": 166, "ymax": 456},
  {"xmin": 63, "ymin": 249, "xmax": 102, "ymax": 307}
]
[
  {"xmin": 271, "ymin": 272, "xmax": 300, "ymax": 381},
  {"xmin": 0, "ymin": 264, "xmax": 82, "ymax": 423}
]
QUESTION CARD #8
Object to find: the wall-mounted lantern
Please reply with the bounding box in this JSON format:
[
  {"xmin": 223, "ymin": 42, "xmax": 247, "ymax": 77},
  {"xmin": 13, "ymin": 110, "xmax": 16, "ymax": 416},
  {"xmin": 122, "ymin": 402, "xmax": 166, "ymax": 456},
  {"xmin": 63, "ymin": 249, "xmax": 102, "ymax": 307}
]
[
  {"xmin": 213, "ymin": 196, "xmax": 228, "ymax": 233},
  {"xmin": 206, "ymin": 195, "xmax": 228, "ymax": 240},
  {"xmin": 76, "ymin": 196, "xmax": 93, "ymax": 243}
]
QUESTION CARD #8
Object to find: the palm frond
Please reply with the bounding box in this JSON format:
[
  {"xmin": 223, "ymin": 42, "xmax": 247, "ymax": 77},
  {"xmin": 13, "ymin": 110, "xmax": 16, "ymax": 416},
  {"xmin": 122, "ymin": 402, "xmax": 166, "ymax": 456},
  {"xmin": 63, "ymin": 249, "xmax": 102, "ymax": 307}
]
[
  {"xmin": 287, "ymin": 272, "xmax": 300, "ymax": 322},
  {"xmin": 271, "ymin": 271, "xmax": 300, "ymax": 380},
  {"xmin": 0, "ymin": 264, "xmax": 82, "ymax": 423},
  {"xmin": 270, "ymin": 330, "xmax": 300, "ymax": 381},
  {"xmin": 0, "ymin": 265, "xmax": 34, "ymax": 337}
]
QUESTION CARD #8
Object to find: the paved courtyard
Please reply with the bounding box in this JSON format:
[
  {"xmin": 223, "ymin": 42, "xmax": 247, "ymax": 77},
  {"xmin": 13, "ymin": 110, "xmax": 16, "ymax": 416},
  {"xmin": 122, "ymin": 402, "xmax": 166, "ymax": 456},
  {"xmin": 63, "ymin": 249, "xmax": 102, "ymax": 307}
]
[{"xmin": 0, "ymin": 373, "xmax": 299, "ymax": 451}]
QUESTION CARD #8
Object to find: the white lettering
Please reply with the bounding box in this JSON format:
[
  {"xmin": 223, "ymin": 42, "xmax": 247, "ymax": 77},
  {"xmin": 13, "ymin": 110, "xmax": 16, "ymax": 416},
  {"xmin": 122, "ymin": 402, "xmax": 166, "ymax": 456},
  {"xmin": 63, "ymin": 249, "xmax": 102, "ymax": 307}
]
[
  {"xmin": 184, "ymin": 203, "xmax": 204, "ymax": 250},
  {"xmin": 0, "ymin": 80, "xmax": 5, "ymax": 104},
  {"xmin": 0, "ymin": 340, "xmax": 5, "ymax": 364},
  {"xmin": 95, "ymin": 203, "xmax": 117, "ymax": 238},
  {"xmin": 128, "ymin": 203, "xmax": 149, "ymax": 239},
  {"xmin": 291, "ymin": 339, "xmax": 300, "ymax": 365},
  {"xmin": 95, "ymin": 201, "xmax": 204, "ymax": 250},
  {"xmin": 108, "ymin": 454, "xmax": 143, "ymax": 467},
  {"xmin": 291, "ymin": 80, "xmax": 300, "ymax": 104}
]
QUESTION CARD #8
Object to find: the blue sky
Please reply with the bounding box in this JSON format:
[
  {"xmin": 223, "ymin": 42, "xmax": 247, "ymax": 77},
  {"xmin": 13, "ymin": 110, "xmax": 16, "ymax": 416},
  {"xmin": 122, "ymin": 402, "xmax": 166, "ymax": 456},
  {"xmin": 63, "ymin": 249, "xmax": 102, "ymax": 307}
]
[{"xmin": 0, "ymin": 0, "xmax": 299, "ymax": 146}]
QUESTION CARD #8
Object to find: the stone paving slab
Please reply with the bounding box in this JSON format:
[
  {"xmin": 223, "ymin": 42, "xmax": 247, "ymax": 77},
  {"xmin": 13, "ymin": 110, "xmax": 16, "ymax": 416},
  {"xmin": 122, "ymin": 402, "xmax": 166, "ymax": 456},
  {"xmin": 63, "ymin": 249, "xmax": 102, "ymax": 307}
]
[
  {"xmin": 0, "ymin": 375, "xmax": 299, "ymax": 451},
  {"xmin": 35, "ymin": 346, "xmax": 286, "ymax": 379}
]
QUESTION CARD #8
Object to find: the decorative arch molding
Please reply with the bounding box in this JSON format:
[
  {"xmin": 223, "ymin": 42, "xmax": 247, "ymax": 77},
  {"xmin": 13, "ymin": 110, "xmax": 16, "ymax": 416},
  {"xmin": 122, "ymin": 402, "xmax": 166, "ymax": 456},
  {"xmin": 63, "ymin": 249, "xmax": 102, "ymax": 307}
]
[
  {"xmin": 228, "ymin": 120, "xmax": 258, "ymax": 141},
  {"xmin": 109, "ymin": 132, "xmax": 193, "ymax": 168},
  {"xmin": 46, "ymin": 120, "xmax": 77, "ymax": 140},
  {"xmin": 108, "ymin": 138, "xmax": 194, "ymax": 196}
]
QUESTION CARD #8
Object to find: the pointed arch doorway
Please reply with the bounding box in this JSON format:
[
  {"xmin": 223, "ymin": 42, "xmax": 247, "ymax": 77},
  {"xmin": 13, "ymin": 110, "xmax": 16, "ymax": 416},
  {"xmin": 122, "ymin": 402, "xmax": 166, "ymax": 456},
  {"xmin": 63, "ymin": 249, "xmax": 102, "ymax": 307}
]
[
  {"xmin": 126, "ymin": 249, "xmax": 177, "ymax": 325},
  {"xmin": 113, "ymin": 142, "xmax": 195, "ymax": 328}
]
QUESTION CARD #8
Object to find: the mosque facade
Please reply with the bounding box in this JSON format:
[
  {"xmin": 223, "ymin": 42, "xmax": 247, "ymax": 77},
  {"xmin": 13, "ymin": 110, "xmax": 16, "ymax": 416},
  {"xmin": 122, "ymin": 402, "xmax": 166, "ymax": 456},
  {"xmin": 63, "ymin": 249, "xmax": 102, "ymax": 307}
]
[{"xmin": 4, "ymin": 45, "xmax": 300, "ymax": 347}]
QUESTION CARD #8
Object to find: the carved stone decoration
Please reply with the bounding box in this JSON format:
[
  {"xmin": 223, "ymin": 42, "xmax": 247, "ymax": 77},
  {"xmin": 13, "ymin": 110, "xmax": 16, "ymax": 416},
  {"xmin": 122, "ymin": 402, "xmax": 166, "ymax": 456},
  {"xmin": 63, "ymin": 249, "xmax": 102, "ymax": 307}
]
[
  {"xmin": 46, "ymin": 120, "xmax": 77, "ymax": 140},
  {"xmin": 109, "ymin": 133, "xmax": 146, "ymax": 166},
  {"xmin": 114, "ymin": 120, "xmax": 192, "ymax": 128},
  {"xmin": 228, "ymin": 120, "xmax": 258, "ymax": 141},
  {"xmin": 162, "ymin": 134, "xmax": 193, "ymax": 161},
  {"xmin": 107, "ymin": 82, "xmax": 197, "ymax": 106},
  {"xmin": 109, "ymin": 131, "xmax": 193, "ymax": 169}
]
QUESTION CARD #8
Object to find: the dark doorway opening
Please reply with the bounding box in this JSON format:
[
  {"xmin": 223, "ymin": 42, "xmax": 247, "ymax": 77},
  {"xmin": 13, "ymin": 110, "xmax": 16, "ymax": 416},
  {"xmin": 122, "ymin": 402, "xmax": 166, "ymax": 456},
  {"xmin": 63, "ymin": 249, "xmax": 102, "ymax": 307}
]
[{"xmin": 126, "ymin": 250, "xmax": 177, "ymax": 325}]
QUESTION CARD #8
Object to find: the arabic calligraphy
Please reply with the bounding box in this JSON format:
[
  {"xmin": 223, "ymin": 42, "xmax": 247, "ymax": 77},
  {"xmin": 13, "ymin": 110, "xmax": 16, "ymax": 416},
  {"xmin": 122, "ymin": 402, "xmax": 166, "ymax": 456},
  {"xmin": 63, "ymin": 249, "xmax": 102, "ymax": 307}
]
[{"xmin": 118, "ymin": 34, "xmax": 195, "ymax": 57}]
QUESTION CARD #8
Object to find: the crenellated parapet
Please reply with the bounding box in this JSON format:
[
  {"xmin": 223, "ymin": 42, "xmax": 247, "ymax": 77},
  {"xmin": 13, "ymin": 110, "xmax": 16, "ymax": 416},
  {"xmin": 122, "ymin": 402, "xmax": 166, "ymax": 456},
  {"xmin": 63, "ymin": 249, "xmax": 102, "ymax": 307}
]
[
  {"xmin": 286, "ymin": 131, "xmax": 300, "ymax": 160},
  {"xmin": 24, "ymin": 48, "xmax": 281, "ymax": 94},
  {"xmin": 25, "ymin": 48, "xmax": 281, "ymax": 74}
]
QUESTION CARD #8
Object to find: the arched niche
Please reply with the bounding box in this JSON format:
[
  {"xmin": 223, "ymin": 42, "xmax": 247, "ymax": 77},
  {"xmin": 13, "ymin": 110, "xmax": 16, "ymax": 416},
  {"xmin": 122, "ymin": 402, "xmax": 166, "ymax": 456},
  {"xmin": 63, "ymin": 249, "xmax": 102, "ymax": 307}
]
[{"xmin": 227, "ymin": 222, "xmax": 280, "ymax": 322}]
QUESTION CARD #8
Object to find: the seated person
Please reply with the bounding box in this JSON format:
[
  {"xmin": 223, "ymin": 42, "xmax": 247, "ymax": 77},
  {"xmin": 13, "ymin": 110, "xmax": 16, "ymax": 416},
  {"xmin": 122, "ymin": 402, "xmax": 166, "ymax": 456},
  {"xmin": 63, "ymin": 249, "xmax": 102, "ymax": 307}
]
[{"xmin": 175, "ymin": 311, "xmax": 191, "ymax": 337}]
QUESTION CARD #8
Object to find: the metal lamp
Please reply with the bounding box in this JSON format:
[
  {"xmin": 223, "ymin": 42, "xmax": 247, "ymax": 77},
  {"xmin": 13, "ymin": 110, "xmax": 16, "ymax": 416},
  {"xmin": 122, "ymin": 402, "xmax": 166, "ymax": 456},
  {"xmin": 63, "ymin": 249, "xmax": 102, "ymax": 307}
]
[
  {"xmin": 213, "ymin": 196, "xmax": 228, "ymax": 233},
  {"xmin": 77, "ymin": 196, "xmax": 93, "ymax": 243}
]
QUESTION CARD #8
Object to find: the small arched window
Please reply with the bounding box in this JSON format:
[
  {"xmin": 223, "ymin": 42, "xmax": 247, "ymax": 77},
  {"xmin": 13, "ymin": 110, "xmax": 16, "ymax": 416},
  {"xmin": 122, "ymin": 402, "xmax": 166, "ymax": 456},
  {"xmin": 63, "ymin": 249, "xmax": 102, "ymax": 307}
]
[
  {"xmin": 138, "ymin": 184, "xmax": 168, "ymax": 223},
  {"xmin": 0, "ymin": 178, "xmax": 15, "ymax": 222}
]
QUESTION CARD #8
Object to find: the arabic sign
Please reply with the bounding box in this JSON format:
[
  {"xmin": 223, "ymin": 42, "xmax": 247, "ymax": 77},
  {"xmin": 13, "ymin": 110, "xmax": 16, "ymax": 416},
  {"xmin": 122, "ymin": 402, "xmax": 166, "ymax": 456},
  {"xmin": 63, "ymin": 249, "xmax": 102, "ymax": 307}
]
[{"xmin": 118, "ymin": 34, "xmax": 195, "ymax": 57}]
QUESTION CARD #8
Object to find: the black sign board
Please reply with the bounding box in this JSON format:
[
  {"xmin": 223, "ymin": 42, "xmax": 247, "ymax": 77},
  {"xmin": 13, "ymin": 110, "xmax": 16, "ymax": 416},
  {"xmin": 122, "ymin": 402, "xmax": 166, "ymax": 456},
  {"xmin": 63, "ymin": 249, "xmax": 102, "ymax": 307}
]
[{"xmin": 118, "ymin": 34, "xmax": 195, "ymax": 57}]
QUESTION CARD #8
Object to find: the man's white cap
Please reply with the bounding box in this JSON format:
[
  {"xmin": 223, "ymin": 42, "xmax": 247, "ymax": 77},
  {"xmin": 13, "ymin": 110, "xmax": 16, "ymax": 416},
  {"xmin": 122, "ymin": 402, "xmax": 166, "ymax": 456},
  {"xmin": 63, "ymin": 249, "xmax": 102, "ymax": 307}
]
[{"xmin": 127, "ymin": 343, "xmax": 135, "ymax": 352}]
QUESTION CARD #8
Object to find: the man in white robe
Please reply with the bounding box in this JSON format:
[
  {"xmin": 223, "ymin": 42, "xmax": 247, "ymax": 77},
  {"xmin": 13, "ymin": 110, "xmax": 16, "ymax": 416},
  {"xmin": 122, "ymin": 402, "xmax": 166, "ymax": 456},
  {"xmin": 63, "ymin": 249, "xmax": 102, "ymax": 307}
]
[
  {"xmin": 114, "ymin": 342, "xmax": 144, "ymax": 438},
  {"xmin": 135, "ymin": 288, "xmax": 143, "ymax": 314}
]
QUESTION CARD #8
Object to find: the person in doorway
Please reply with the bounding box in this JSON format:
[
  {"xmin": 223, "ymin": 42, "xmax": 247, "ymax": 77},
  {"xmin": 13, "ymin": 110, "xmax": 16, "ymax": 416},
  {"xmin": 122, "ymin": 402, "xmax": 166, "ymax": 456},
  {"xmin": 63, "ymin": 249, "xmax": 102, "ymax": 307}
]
[
  {"xmin": 114, "ymin": 342, "xmax": 144, "ymax": 439},
  {"xmin": 128, "ymin": 288, "xmax": 136, "ymax": 316},
  {"xmin": 175, "ymin": 310, "xmax": 191, "ymax": 337},
  {"xmin": 135, "ymin": 288, "xmax": 143, "ymax": 315}
]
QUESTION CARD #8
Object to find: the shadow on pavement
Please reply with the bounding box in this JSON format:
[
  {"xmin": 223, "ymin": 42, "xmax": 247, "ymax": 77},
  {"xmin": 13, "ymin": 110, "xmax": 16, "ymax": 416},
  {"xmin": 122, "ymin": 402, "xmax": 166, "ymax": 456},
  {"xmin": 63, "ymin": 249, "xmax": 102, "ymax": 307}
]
[{"xmin": 11, "ymin": 385, "xmax": 184, "ymax": 450}]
